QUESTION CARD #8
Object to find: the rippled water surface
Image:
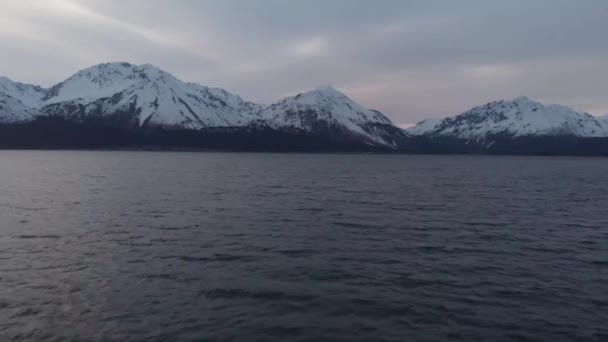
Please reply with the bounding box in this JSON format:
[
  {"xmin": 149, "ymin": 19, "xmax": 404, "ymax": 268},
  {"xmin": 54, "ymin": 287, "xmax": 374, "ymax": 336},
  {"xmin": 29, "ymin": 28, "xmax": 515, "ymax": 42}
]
[{"xmin": 1, "ymin": 151, "xmax": 607, "ymax": 341}]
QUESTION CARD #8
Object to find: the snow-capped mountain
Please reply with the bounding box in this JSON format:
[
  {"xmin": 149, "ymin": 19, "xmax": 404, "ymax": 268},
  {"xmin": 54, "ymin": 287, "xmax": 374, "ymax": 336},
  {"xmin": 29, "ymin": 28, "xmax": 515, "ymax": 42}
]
[
  {"xmin": 0, "ymin": 93, "xmax": 40, "ymax": 123},
  {"xmin": 260, "ymin": 85, "xmax": 406, "ymax": 147},
  {"xmin": 408, "ymin": 97, "xmax": 608, "ymax": 139},
  {"xmin": 0, "ymin": 63, "xmax": 264, "ymax": 128},
  {"xmin": 38, "ymin": 63, "xmax": 264, "ymax": 128},
  {"xmin": 0, "ymin": 63, "xmax": 403, "ymax": 137},
  {"xmin": 0, "ymin": 62, "xmax": 411, "ymax": 149},
  {"xmin": 0, "ymin": 77, "xmax": 46, "ymax": 107},
  {"xmin": 1, "ymin": 65, "xmax": 607, "ymax": 154},
  {"xmin": 407, "ymin": 118, "xmax": 442, "ymax": 136}
]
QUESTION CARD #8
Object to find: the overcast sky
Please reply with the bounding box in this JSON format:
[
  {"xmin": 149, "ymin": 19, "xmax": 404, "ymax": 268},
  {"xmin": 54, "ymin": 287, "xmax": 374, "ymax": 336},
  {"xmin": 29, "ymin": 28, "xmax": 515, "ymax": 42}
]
[{"xmin": 1, "ymin": 0, "xmax": 607, "ymax": 125}]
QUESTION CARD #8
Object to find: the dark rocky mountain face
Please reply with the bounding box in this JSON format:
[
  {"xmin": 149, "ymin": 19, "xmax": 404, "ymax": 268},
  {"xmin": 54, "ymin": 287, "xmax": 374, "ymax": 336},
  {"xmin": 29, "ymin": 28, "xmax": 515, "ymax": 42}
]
[{"xmin": 0, "ymin": 116, "xmax": 407, "ymax": 152}]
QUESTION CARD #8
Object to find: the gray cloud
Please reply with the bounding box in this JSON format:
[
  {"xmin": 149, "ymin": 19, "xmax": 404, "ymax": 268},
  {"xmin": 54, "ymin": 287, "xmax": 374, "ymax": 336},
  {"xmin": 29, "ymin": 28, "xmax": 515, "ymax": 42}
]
[{"xmin": 1, "ymin": 0, "xmax": 607, "ymax": 124}]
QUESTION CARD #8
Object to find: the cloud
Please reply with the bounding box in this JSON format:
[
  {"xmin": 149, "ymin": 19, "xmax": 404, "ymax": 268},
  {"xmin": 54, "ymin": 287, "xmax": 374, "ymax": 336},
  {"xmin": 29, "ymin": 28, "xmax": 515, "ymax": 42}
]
[
  {"xmin": 291, "ymin": 37, "xmax": 330, "ymax": 58},
  {"xmin": 0, "ymin": 0, "xmax": 607, "ymax": 123}
]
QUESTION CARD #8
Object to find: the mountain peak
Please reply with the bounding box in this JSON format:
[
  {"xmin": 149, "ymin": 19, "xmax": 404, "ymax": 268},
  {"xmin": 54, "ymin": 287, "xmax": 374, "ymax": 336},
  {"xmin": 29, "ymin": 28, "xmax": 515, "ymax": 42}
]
[
  {"xmin": 512, "ymin": 96, "xmax": 533, "ymax": 104},
  {"xmin": 0, "ymin": 76, "xmax": 47, "ymax": 107},
  {"xmin": 100, "ymin": 61, "xmax": 133, "ymax": 67},
  {"xmin": 314, "ymin": 84, "xmax": 338, "ymax": 92},
  {"xmin": 260, "ymin": 83, "xmax": 395, "ymax": 147},
  {"xmin": 71, "ymin": 62, "xmax": 166, "ymax": 78},
  {"xmin": 513, "ymin": 96, "xmax": 532, "ymax": 102},
  {"xmin": 480, "ymin": 96, "xmax": 542, "ymax": 112},
  {"xmin": 139, "ymin": 62, "xmax": 157, "ymax": 68},
  {"xmin": 83, "ymin": 62, "xmax": 135, "ymax": 73},
  {"xmin": 42, "ymin": 62, "xmax": 185, "ymax": 105},
  {"xmin": 310, "ymin": 85, "xmax": 346, "ymax": 97},
  {"xmin": 409, "ymin": 97, "xmax": 608, "ymax": 138},
  {"xmin": 64, "ymin": 62, "xmax": 136, "ymax": 82},
  {"xmin": 288, "ymin": 85, "xmax": 349, "ymax": 104},
  {"xmin": 136, "ymin": 63, "xmax": 165, "ymax": 74}
]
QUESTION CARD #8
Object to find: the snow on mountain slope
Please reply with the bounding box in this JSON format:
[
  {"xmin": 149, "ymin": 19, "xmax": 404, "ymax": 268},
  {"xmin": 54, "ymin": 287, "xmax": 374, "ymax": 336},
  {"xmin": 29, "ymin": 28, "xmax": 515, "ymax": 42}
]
[
  {"xmin": 0, "ymin": 77, "xmax": 46, "ymax": 107},
  {"xmin": 259, "ymin": 85, "xmax": 403, "ymax": 146},
  {"xmin": 407, "ymin": 118, "xmax": 442, "ymax": 136},
  {"xmin": 0, "ymin": 93, "xmax": 39, "ymax": 123},
  {"xmin": 39, "ymin": 62, "xmax": 263, "ymax": 128},
  {"xmin": 408, "ymin": 97, "xmax": 608, "ymax": 138},
  {"xmin": 42, "ymin": 62, "xmax": 140, "ymax": 105},
  {"xmin": 0, "ymin": 63, "xmax": 408, "ymax": 147}
]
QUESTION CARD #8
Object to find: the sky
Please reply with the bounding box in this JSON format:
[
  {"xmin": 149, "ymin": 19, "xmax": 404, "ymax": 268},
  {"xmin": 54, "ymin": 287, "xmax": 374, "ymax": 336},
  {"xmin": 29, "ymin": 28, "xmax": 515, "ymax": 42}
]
[{"xmin": 1, "ymin": 0, "xmax": 607, "ymax": 126}]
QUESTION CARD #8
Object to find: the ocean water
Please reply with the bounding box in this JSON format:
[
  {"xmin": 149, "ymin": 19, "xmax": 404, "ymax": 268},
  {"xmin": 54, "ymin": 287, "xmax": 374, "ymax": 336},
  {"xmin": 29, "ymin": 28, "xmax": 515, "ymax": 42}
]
[{"xmin": 1, "ymin": 151, "xmax": 607, "ymax": 341}]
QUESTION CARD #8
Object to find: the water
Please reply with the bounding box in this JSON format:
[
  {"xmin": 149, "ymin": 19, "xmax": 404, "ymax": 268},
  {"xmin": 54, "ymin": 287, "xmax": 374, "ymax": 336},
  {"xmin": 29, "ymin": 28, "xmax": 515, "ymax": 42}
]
[{"xmin": 1, "ymin": 151, "xmax": 607, "ymax": 342}]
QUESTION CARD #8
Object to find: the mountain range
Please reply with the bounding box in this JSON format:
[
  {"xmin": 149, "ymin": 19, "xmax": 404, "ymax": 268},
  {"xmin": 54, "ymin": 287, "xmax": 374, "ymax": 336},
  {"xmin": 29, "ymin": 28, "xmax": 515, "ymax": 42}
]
[
  {"xmin": 1, "ymin": 62, "xmax": 607, "ymax": 155},
  {"xmin": 408, "ymin": 96, "xmax": 608, "ymax": 138}
]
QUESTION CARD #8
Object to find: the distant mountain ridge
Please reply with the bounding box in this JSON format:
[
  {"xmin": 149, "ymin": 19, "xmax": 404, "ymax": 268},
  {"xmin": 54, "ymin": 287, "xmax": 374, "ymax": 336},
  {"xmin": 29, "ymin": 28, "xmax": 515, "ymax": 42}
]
[
  {"xmin": 408, "ymin": 97, "xmax": 608, "ymax": 139},
  {"xmin": 0, "ymin": 62, "xmax": 404, "ymax": 148},
  {"xmin": 1, "ymin": 63, "xmax": 607, "ymax": 154},
  {"xmin": 259, "ymin": 85, "xmax": 408, "ymax": 147}
]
